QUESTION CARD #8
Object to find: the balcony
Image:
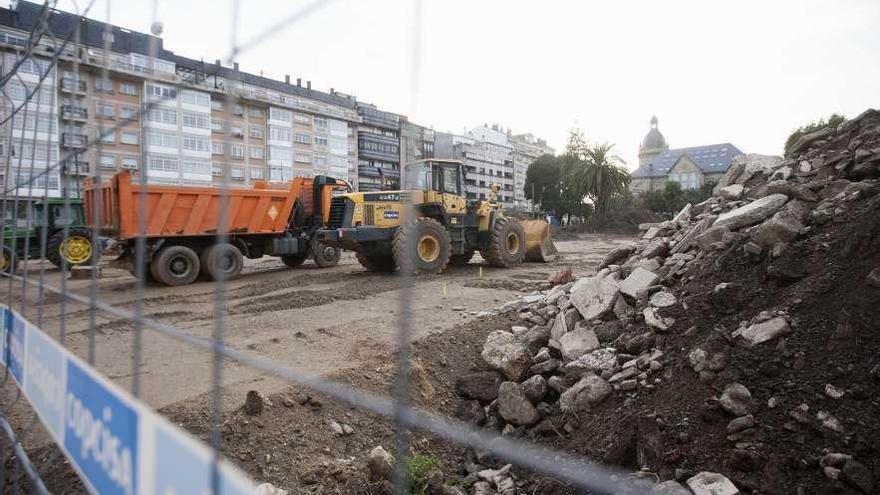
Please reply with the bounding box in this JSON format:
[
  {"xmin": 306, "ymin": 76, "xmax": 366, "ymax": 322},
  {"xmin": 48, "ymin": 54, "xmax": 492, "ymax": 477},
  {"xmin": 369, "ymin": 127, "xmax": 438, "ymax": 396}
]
[
  {"xmin": 61, "ymin": 133, "xmax": 87, "ymax": 148},
  {"xmin": 62, "ymin": 159, "xmax": 90, "ymax": 175},
  {"xmin": 61, "ymin": 105, "xmax": 88, "ymax": 121},
  {"xmin": 60, "ymin": 78, "xmax": 86, "ymax": 94}
]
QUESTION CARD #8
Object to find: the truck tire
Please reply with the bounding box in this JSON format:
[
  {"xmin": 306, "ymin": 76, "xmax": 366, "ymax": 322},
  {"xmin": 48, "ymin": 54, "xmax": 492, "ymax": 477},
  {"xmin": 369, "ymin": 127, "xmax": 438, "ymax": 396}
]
[
  {"xmin": 449, "ymin": 250, "xmax": 475, "ymax": 266},
  {"xmin": 281, "ymin": 253, "xmax": 308, "ymax": 268},
  {"xmin": 392, "ymin": 218, "xmax": 451, "ymax": 274},
  {"xmin": 150, "ymin": 245, "xmax": 200, "ymax": 286},
  {"xmin": 355, "ymin": 250, "xmax": 396, "ymax": 272},
  {"xmin": 312, "ymin": 241, "xmax": 341, "ymax": 268},
  {"xmin": 481, "ymin": 217, "xmax": 526, "ymax": 268},
  {"xmin": 48, "ymin": 227, "xmax": 95, "ymax": 267},
  {"xmin": 0, "ymin": 245, "xmax": 17, "ymax": 275},
  {"xmin": 201, "ymin": 243, "xmax": 244, "ymax": 282}
]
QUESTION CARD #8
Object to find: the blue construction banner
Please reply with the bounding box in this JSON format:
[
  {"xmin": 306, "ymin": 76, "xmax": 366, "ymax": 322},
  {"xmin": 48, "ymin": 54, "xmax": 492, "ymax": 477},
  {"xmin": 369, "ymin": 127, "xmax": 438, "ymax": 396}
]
[{"xmin": 0, "ymin": 304, "xmax": 258, "ymax": 494}]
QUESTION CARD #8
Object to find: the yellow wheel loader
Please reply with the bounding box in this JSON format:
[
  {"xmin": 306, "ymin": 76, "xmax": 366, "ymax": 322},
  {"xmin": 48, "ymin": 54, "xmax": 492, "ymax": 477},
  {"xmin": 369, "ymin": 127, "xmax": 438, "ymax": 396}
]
[{"xmin": 316, "ymin": 159, "xmax": 553, "ymax": 274}]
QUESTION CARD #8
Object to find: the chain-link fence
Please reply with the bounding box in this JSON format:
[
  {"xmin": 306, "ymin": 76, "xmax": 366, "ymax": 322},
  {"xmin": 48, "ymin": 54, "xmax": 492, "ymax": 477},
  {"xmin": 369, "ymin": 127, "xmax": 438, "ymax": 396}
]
[{"xmin": 0, "ymin": 1, "xmax": 646, "ymax": 493}]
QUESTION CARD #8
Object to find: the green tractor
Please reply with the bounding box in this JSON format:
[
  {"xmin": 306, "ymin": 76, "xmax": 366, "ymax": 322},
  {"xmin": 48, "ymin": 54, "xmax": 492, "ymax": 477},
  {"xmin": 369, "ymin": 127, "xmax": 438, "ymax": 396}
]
[{"xmin": 0, "ymin": 199, "xmax": 96, "ymax": 275}]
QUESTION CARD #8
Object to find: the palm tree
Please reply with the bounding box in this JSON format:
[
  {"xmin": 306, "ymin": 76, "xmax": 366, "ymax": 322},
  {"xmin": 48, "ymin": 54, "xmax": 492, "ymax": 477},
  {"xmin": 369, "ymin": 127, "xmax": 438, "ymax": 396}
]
[{"xmin": 578, "ymin": 143, "xmax": 631, "ymax": 216}]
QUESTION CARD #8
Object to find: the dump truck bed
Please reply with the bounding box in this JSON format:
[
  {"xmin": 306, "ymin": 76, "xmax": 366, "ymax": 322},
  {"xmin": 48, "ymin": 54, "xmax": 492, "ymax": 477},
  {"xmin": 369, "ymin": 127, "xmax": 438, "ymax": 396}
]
[{"xmin": 85, "ymin": 171, "xmax": 311, "ymax": 239}]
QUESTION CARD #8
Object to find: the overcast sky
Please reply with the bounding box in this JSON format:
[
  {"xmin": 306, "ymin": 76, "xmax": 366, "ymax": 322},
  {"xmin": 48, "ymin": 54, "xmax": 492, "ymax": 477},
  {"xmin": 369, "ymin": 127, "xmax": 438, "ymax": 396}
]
[{"xmin": 54, "ymin": 0, "xmax": 880, "ymax": 169}]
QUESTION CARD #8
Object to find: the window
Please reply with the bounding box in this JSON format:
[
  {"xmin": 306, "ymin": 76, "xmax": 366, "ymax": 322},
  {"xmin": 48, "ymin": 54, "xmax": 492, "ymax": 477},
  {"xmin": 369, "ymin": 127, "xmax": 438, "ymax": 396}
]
[
  {"xmin": 182, "ymin": 134, "xmax": 210, "ymax": 153},
  {"xmin": 95, "ymin": 78, "xmax": 114, "ymax": 93},
  {"xmin": 231, "ymin": 167, "xmax": 244, "ymax": 180},
  {"xmin": 231, "ymin": 145, "xmax": 245, "ymax": 159},
  {"xmin": 269, "ymin": 126, "xmax": 291, "ymax": 142},
  {"xmin": 212, "ymin": 164, "xmax": 225, "ymax": 176},
  {"xmin": 182, "ymin": 160, "xmax": 211, "ymax": 175},
  {"xmin": 294, "ymin": 113, "xmax": 311, "ymax": 124},
  {"xmin": 313, "ymin": 117, "xmax": 327, "ymax": 129},
  {"xmin": 211, "ymin": 100, "xmax": 224, "ymax": 110},
  {"xmin": 121, "ymin": 157, "xmax": 138, "ymax": 170},
  {"xmin": 250, "ymin": 168, "xmax": 264, "ymax": 180},
  {"xmin": 249, "ymin": 147, "xmax": 264, "ymax": 159},
  {"xmin": 180, "ymin": 90, "xmax": 210, "ymax": 107},
  {"xmin": 314, "ymin": 154, "xmax": 328, "ymax": 166},
  {"xmin": 294, "ymin": 133, "xmax": 311, "ymax": 144},
  {"xmin": 249, "ymin": 126, "xmax": 264, "ymax": 139},
  {"xmin": 211, "ymin": 119, "xmax": 223, "ymax": 132},
  {"xmin": 182, "ymin": 111, "xmax": 210, "ymax": 130},
  {"xmin": 212, "ymin": 142, "xmax": 224, "ymax": 155},
  {"xmin": 96, "ymin": 103, "xmax": 114, "ymax": 118},
  {"xmin": 269, "ymin": 147, "xmax": 293, "ymax": 163},
  {"xmin": 248, "ymin": 107, "xmax": 265, "ymax": 118},
  {"xmin": 313, "ymin": 136, "xmax": 328, "ymax": 147},
  {"xmin": 98, "ymin": 129, "xmax": 116, "ymax": 144},
  {"xmin": 120, "ymin": 131, "xmax": 139, "ymax": 145},
  {"xmin": 149, "ymin": 156, "xmax": 179, "ymax": 172},
  {"xmin": 269, "ymin": 107, "xmax": 292, "ymax": 123},
  {"xmin": 443, "ymin": 167, "xmax": 461, "ymax": 194},
  {"xmin": 147, "ymin": 108, "xmax": 177, "ymax": 125},
  {"xmin": 120, "ymin": 105, "xmax": 137, "ymax": 119},
  {"xmin": 102, "ymin": 31, "xmax": 115, "ymax": 43},
  {"xmin": 294, "ymin": 152, "xmax": 312, "ymax": 163},
  {"xmin": 233, "ymin": 104, "xmax": 244, "ymax": 116},
  {"xmin": 99, "ymin": 155, "xmax": 116, "ymax": 169},
  {"xmin": 146, "ymin": 83, "xmax": 176, "ymax": 99},
  {"xmin": 119, "ymin": 82, "xmax": 137, "ymax": 95},
  {"xmin": 230, "ymin": 126, "xmax": 244, "ymax": 138},
  {"xmin": 146, "ymin": 130, "xmax": 178, "ymax": 148}
]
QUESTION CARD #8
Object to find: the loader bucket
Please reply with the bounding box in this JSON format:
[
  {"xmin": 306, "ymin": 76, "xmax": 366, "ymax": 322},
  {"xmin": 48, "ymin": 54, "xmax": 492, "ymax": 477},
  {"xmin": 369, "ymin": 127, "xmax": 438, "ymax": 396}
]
[{"xmin": 521, "ymin": 219, "xmax": 557, "ymax": 262}]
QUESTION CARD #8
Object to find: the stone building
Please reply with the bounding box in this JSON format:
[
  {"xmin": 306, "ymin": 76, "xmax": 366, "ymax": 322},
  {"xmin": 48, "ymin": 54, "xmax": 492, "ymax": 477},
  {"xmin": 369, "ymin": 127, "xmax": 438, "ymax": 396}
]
[{"xmin": 630, "ymin": 116, "xmax": 743, "ymax": 194}]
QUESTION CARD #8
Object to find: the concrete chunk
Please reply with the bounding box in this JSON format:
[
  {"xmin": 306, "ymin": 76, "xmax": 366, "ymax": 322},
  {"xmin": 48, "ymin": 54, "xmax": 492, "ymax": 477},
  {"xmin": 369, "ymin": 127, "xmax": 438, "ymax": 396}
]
[
  {"xmin": 618, "ymin": 267, "xmax": 659, "ymax": 299},
  {"xmin": 733, "ymin": 317, "xmax": 792, "ymax": 347},
  {"xmin": 559, "ymin": 327, "xmax": 600, "ymax": 361},
  {"xmin": 569, "ymin": 273, "xmax": 620, "ymax": 320},
  {"xmin": 481, "ymin": 331, "xmax": 532, "ymax": 380},
  {"xmin": 686, "ymin": 471, "xmax": 740, "ymax": 495},
  {"xmin": 713, "ymin": 194, "xmax": 789, "ymax": 230}
]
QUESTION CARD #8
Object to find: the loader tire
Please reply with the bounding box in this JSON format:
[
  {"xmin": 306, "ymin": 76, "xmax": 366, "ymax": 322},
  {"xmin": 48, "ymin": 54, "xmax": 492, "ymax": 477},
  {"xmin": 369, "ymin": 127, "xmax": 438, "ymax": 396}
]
[
  {"xmin": 448, "ymin": 250, "xmax": 475, "ymax": 266},
  {"xmin": 392, "ymin": 218, "xmax": 451, "ymax": 275},
  {"xmin": 281, "ymin": 253, "xmax": 308, "ymax": 268},
  {"xmin": 312, "ymin": 241, "xmax": 341, "ymax": 268},
  {"xmin": 150, "ymin": 245, "xmax": 200, "ymax": 286},
  {"xmin": 0, "ymin": 245, "xmax": 18, "ymax": 275},
  {"xmin": 49, "ymin": 227, "xmax": 95, "ymax": 267},
  {"xmin": 481, "ymin": 217, "xmax": 526, "ymax": 268},
  {"xmin": 201, "ymin": 243, "xmax": 244, "ymax": 282},
  {"xmin": 355, "ymin": 250, "xmax": 396, "ymax": 273}
]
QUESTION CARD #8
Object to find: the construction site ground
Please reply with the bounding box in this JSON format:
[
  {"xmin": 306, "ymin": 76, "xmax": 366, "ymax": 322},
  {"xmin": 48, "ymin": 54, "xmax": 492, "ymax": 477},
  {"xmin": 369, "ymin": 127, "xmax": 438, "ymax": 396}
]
[{"xmin": 0, "ymin": 233, "xmax": 632, "ymax": 492}]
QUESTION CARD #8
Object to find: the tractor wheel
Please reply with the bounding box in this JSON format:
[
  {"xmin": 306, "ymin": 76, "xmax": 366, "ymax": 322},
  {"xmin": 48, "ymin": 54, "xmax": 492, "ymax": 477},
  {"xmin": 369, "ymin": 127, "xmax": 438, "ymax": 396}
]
[
  {"xmin": 0, "ymin": 245, "xmax": 18, "ymax": 275},
  {"xmin": 481, "ymin": 217, "xmax": 526, "ymax": 268},
  {"xmin": 49, "ymin": 227, "xmax": 95, "ymax": 267},
  {"xmin": 355, "ymin": 250, "xmax": 396, "ymax": 272},
  {"xmin": 150, "ymin": 245, "xmax": 200, "ymax": 286},
  {"xmin": 200, "ymin": 243, "xmax": 244, "ymax": 282},
  {"xmin": 312, "ymin": 240, "xmax": 341, "ymax": 268},
  {"xmin": 448, "ymin": 250, "xmax": 475, "ymax": 266},
  {"xmin": 280, "ymin": 253, "xmax": 309, "ymax": 268},
  {"xmin": 392, "ymin": 218, "xmax": 451, "ymax": 274}
]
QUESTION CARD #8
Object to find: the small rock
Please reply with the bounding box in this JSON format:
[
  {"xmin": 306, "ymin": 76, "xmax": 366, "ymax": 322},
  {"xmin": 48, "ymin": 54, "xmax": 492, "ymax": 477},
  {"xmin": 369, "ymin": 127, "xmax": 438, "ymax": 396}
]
[
  {"xmin": 817, "ymin": 410, "xmax": 845, "ymax": 433},
  {"xmin": 842, "ymin": 460, "xmax": 875, "ymax": 493},
  {"xmin": 533, "ymin": 347, "xmax": 551, "ymax": 363},
  {"xmin": 520, "ymin": 375, "xmax": 547, "ymax": 403},
  {"xmin": 619, "ymin": 267, "xmax": 660, "ymax": 299},
  {"xmin": 733, "ymin": 317, "xmax": 791, "ymax": 347},
  {"xmin": 472, "ymin": 481, "xmax": 493, "ymax": 495},
  {"xmin": 824, "ymin": 466, "xmax": 842, "ymax": 480},
  {"xmin": 789, "ymin": 403, "xmax": 811, "ymax": 424},
  {"xmin": 497, "ymin": 382, "xmax": 540, "ymax": 426},
  {"xmin": 643, "ymin": 307, "xmax": 674, "ymax": 332},
  {"xmin": 559, "ymin": 374, "xmax": 611, "ymax": 411},
  {"xmin": 529, "ymin": 358, "xmax": 560, "ymax": 375},
  {"xmin": 620, "ymin": 379, "xmax": 638, "ymax": 391},
  {"xmin": 727, "ymin": 414, "xmax": 755, "ymax": 434},
  {"xmin": 686, "ymin": 471, "xmax": 740, "ymax": 495},
  {"xmin": 547, "ymin": 375, "xmax": 565, "ymax": 394},
  {"xmin": 244, "ymin": 390, "xmax": 265, "ymax": 415},
  {"xmin": 367, "ymin": 446, "xmax": 394, "ymax": 481},
  {"xmin": 456, "ymin": 371, "xmax": 504, "ymax": 402},
  {"xmin": 719, "ymin": 383, "xmax": 753, "ymax": 417},
  {"xmin": 559, "ymin": 327, "xmax": 600, "ymax": 361},
  {"xmin": 821, "ymin": 453, "xmax": 853, "ymax": 468},
  {"xmin": 482, "ymin": 331, "xmax": 532, "ymax": 381},
  {"xmin": 649, "ymin": 291, "xmax": 677, "ymax": 308},
  {"xmin": 650, "ymin": 480, "xmax": 692, "ymax": 495},
  {"xmin": 329, "ymin": 421, "xmax": 345, "ymax": 436},
  {"xmin": 564, "ymin": 348, "xmax": 618, "ymax": 375},
  {"xmin": 825, "ymin": 384, "xmax": 845, "ymax": 399},
  {"xmin": 256, "ymin": 482, "xmax": 288, "ymax": 495},
  {"xmin": 717, "ymin": 184, "xmax": 744, "ymax": 200},
  {"xmin": 866, "ymin": 267, "xmax": 880, "ymax": 288}
]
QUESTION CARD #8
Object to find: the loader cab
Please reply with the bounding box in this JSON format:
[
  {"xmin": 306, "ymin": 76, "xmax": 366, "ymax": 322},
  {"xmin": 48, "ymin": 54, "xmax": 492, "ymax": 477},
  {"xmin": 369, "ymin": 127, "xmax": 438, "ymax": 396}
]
[{"xmin": 402, "ymin": 159, "xmax": 466, "ymax": 215}]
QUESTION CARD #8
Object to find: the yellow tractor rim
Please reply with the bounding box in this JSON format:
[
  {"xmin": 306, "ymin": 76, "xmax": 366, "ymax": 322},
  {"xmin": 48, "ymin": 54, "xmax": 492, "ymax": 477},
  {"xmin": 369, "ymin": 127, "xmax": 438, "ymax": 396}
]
[
  {"xmin": 0, "ymin": 253, "xmax": 9, "ymax": 271},
  {"xmin": 61, "ymin": 236, "xmax": 92, "ymax": 264},
  {"xmin": 417, "ymin": 234, "xmax": 440, "ymax": 263},
  {"xmin": 506, "ymin": 232, "xmax": 520, "ymax": 255}
]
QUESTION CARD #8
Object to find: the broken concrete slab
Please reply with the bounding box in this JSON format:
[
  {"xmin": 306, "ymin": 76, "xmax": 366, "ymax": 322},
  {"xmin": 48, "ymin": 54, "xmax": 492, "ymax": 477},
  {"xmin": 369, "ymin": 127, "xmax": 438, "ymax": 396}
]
[
  {"xmin": 686, "ymin": 471, "xmax": 740, "ymax": 495},
  {"xmin": 713, "ymin": 193, "xmax": 789, "ymax": 230},
  {"xmin": 497, "ymin": 382, "xmax": 541, "ymax": 426},
  {"xmin": 733, "ymin": 316, "xmax": 792, "ymax": 347},
  {"xmin": 559, "ymin": 374, "xmax": 611, "ymax": 411},
  {"xmin": 481, "ymin": 331, "xmax": 532, "ymax": 380},
  {"xmin": 752, "ymin": 199, "xmax": 809, "ymax": 248},
  {"xmin": 559, "ymin": 327, "xmax": 600, "ymax": 361},
  {"xmin": 717, "ymin": 184, "xmax": 744, "ymax": 200},
  {"xmin": 618, "ymin": 267, "xmax": 659, "ymax": 299},
  {"xmin": 569, "ymin": 272, "xmax": 620, "ymax": 320}
]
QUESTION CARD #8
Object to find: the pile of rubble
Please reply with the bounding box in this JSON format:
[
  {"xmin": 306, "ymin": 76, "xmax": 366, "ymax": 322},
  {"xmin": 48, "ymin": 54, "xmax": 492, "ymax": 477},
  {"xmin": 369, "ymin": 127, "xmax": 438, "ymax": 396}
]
[{"xmin": 455, "ymin": 109, "xmax": 880, "ymax": 494}]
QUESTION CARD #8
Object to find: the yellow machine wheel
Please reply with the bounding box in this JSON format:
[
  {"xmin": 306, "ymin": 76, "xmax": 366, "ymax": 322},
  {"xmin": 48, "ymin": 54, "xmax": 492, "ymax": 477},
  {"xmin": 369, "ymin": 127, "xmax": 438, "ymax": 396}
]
[
  {"xmin": 0, "ymin": 245, "xmax": 16, "ymax": 275},
  {"xmin": 392, "ymin": 218, "xmax": 451, "ymax": 274},
  {"xmin": 48, "ymin": 228, "xmax": 96, "ymax": 267},
  {"xmin": 480, "ymin": 217, "xmax": 526, "ymax": 268}
]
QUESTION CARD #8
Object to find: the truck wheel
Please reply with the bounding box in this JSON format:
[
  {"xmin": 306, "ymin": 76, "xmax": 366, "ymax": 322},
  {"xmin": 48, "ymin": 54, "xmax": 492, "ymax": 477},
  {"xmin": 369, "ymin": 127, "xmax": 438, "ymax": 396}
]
[
  {"xmin": 355, "ymin": 251, "xmax": 396, "ymax": 272},
  {"xmin": 0, "ymin": 245, "xmax": 17, "ymax": 275},
  {"xmin": 281, "ymin": 253, "xmax": 308, "ymax": 268},
  {"xmin": 481, "ymin": 217, "xmax": 526, "ymax": 268},
  {"xmin": 49, "ymin": 227, "xmax": 95, "ymax": 267},
  {"xmin": 449, "ymin": 250, "xmax": 475, "ymax": 266},
  {"xmin": 150, "ymin": 245, "xmax": 200, "ymax": 286},
  {"xmin": 392, "ymin": 218, "xmax": 451, "ymax": 274},
  {"xmin": 201, "ymin": 243, "xmax": 244, "ymax": 282},
  {"xmin": 312, "ymin": 241, "xmax": 341, "ymax": 268}
]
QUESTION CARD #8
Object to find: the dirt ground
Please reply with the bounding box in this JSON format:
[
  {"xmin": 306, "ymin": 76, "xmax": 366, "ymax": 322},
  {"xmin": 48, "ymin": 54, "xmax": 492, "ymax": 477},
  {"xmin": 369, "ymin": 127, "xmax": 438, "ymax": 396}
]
[{"xmin": 0, "ymin": 233, "xmax": 633, "ymax": 490}]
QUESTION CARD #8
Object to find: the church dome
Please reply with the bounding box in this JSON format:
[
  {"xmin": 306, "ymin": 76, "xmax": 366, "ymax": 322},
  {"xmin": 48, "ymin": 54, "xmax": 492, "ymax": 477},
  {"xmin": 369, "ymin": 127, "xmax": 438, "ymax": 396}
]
[{"xmin": 641, "ymin": 115, "xmax": 667, "ymax": 150}]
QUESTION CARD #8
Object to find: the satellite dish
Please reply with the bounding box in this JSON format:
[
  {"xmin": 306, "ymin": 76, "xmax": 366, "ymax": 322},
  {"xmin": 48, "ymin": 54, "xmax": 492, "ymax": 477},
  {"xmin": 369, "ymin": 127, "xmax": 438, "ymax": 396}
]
[{"xmin": 150, "ymin": 21, "xmax": 164, "ymax": 36}]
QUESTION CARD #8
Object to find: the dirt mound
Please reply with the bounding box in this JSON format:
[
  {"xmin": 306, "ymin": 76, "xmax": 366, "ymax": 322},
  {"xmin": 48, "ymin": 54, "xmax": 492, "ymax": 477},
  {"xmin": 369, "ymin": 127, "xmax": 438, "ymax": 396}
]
[{"xmin": 453, "ymin": 110, "xmax": 880, "ymax": 494}]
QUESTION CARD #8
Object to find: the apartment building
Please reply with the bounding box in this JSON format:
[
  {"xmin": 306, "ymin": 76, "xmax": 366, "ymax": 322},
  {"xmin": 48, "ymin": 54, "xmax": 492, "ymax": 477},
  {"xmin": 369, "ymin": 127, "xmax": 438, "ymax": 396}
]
[
  {"xmin": 356, "ymin": 103, "xmax": 401, "ymax": 191},
  {"xmin": 507, "ymin": 131, "xmax": 555, "ymax": 210},
  {"xmin": 399, "ymin": 118, "xmax": 435, "ymax": 167},
  {"xmin": 0, "ymin": 1, "xmax": 362, "ymax": 201}
]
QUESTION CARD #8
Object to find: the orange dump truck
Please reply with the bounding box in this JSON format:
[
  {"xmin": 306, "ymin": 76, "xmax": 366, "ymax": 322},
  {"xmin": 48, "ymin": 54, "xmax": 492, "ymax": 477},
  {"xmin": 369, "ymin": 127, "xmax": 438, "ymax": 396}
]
[{"xmin": 84, "ymin": 171, "xmax": 350, "ymax": 286}]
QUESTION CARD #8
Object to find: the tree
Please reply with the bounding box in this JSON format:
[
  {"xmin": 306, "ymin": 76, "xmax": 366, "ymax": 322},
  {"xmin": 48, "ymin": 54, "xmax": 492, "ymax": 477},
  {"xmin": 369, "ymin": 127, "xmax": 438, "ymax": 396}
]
[
  {"xmin": 784, "ymin": 113, "xmax": 846, "ymax": 155},
  {"xmin": 523, "ymin": 154, "xmax": 562, "ymax": 216},
  {"xmin": 639, "ymin": 180, "xmax": 714, "ymax": 216},
  {"xmin": 578, "ymin": 143, "xmax": 631, "ymax": 215}
]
